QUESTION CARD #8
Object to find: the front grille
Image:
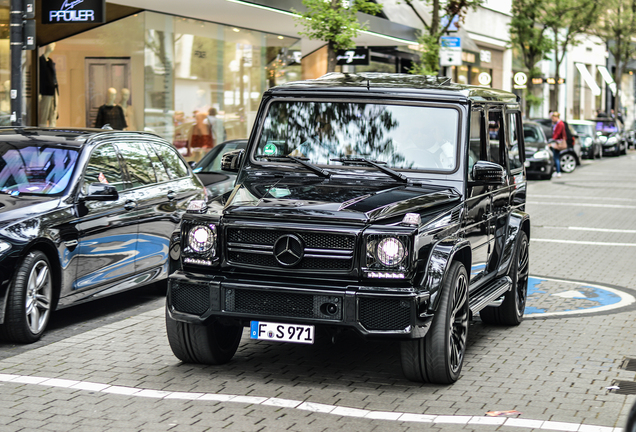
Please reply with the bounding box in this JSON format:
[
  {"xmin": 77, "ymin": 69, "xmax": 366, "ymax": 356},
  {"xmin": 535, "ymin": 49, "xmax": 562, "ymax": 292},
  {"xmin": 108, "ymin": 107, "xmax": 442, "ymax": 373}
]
[
  {"xmin": 171, "ymin": 282, "xmax": 209, "ymax": 315},
  {"xmin": 226, "ymin": 227, "xmax": 355, "ymax": 272},
  {"xmin": 225, "ymin": 288, "xmax": 342, "ymax": 320},
  {"xmin": 359, "ymin": 297, "xmax": 411, "ymax": 331}
]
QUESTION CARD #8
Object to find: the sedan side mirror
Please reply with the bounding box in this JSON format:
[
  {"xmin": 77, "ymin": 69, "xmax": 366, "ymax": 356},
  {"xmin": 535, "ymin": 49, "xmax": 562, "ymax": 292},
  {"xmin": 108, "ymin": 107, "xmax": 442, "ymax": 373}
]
[
  {"xmin": 83, "ymin": 183, "xmax": 119, "ymax": 201},
  {"xmin": 472, "ymin": 160, "xmax": 506, "ymax": 185},
  {"xmin": 220, "ymin": 149, "xmax": 245, "ymax": 173}
]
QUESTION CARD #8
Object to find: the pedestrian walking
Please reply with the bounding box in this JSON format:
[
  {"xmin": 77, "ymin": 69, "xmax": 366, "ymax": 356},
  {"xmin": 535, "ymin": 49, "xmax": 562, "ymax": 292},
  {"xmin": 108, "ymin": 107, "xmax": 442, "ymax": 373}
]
[{"xmin": 550, "ymin": 112, "xmax": 567, "ymax": 178}]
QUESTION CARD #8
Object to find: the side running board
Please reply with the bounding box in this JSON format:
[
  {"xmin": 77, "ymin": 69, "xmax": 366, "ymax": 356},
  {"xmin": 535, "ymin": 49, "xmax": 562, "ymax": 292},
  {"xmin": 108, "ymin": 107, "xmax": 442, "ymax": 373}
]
[{"xmin": 469, "ymin": 276, "xmax": 512, "ymax": 313}]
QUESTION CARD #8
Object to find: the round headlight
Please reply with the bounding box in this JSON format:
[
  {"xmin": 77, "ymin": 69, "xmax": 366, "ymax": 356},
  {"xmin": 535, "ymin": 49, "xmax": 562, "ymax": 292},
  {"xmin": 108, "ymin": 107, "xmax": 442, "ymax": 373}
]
[
  {"xmin": 188, "ymin": 225, "xmax": 216, "ymax": 253},
  {"xmin": 533, "ymin": 150, "xmax": 550, "ymax": 160},
  {"xmin": 376, "ymin": 237, "xmax": 406, "ymax": 266}
]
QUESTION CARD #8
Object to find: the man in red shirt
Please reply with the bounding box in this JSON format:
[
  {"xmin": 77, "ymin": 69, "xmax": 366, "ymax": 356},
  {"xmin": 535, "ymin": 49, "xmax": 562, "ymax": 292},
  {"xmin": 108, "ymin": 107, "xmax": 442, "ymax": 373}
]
[{"xmin": 550, "ymin": 112, "xmax": 567, "ymax": 177}]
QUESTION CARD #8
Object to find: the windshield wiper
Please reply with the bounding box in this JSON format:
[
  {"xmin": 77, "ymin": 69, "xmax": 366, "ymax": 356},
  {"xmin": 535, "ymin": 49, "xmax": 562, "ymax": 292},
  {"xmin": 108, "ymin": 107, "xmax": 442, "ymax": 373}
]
[
  {"xmin": 330, "ymin": 157, "xmax": 408, "ymax": 183},
  {"xmin": 255, "ymin": 155, "xmax": 331, "ymax": 178}
]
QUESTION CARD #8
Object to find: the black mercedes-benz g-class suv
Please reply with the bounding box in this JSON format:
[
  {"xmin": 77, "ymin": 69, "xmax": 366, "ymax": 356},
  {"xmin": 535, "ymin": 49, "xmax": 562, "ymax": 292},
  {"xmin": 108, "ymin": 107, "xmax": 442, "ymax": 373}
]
[{"xmin": 165, "ymin": 73, "xmax": 530, "ymax": 384}]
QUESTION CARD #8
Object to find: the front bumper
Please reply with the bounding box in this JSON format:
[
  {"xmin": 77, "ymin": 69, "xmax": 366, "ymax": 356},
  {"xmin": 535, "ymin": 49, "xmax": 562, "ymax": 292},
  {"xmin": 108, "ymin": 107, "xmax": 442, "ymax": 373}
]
[
  {"xmin": 525, "ymin": 158, "xmax": 553, "ymax": 177},
  {"xmin": 167, "ymin": 271, "xmax": 432, "ymax": 339}
]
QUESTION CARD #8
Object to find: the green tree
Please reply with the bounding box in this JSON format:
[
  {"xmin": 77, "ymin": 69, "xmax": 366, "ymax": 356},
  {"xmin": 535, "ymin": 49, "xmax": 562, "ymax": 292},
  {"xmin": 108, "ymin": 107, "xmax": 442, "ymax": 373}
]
[
  {"xmin": 509, "ymin": 0, "xmax": 553, "ymax": 114},
  {"xmin": 406, "ymin": 0, "xmax": 483, "ymax": 75},
  {"xmin": 294, "ymin": 0, "xmax": 382, "ymax": 73},
  {"xmin": 592, "ymin": 0, "xmax": 636, "ymax": 116},
  {"xmin": 542, "ymin": 0, "xmax": 600, "ymax": 108}
]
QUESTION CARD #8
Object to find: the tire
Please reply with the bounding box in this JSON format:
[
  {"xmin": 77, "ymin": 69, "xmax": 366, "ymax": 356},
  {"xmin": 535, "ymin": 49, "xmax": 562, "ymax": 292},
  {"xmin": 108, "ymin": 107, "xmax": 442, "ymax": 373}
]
[
  {"xmin": 560, "ymin": 153, "xmax": 576, "ymax": 173},
  {"xmin": 480, "ymin": 231, "xmax": 529, "ymax": 326},
  {"xmin": 400, "ymin": 261, "xmax": 469, "ymax": 384},
  {"xmin": 0, "ymin": 251, "xmax": 53, "ymax": 343},
  {"xmin": 165, "ymin": 306, "xmax": 243, "ymax": 365}
]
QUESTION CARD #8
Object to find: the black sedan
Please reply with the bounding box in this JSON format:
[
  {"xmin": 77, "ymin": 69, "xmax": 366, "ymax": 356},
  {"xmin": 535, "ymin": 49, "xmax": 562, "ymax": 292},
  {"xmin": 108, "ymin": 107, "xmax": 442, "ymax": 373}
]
[
  {"xmin": 0, "ymin": 128, "xmax": 206, "ymax": 343},
  {"xmin": 590, "ymin": 118, "xmax": 627, "ymax": 156},
  {"xmin": 568, "ymin": 120, "xmax": 602, "ymax": 159},
  {"xmin": 523, "ymin": 121, "xmax": 554, "ymax": 180},
  {"xmin": 192, "ymin": 139, "xmax": 247, "ymax": 197}
]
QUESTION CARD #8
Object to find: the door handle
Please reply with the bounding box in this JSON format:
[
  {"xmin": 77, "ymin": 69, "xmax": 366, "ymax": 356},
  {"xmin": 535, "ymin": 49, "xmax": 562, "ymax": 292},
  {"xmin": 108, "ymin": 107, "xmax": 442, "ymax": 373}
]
[
  {"xmin": 124, "ymin": 200, "xmax": 137, "ymax": 211},
  {"xmin": 167, "ymin": 191, "xmax": 177, "ymax": 201}
]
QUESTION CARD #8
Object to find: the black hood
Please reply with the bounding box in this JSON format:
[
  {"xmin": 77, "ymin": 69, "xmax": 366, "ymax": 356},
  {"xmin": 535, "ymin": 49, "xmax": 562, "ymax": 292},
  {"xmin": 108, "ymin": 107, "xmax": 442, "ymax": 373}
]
[
  {"xmin": 223, "ymin": 177, "xmax": 461, "ymax": 223},
  {"xmin": 0, "ymin": 194, "xmax": 61, "ymax": 229}
]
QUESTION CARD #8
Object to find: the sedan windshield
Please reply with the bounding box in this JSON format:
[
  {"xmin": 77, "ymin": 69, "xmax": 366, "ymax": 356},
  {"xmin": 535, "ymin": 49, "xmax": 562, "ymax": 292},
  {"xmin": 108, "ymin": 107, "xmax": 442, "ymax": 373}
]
[
  {"xmin": 255, "ymin": 101, "xmax": 460, "ymax": 171},
  {"xmin": 0, "ymin": 143, "xmax": 79, "ymax": 195}
]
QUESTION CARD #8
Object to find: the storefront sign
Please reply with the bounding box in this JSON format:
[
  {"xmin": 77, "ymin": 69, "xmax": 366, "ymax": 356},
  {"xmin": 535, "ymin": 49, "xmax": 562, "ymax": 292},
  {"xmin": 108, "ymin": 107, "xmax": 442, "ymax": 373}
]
[
  {"xmin": 478, "ymin": 72, "xmax": 492, "ymax": 86},
  {"xmin": 545, "ymin": 77, "xmax": 565, "ymax": 85},
  {"xmin": 43, "ymin": 0, "xmax": 105, "ymax": 24},
  {"xmin": 480, "ymin": 50, "xmax": 491, "ymax": 63},
  {"xmin": 336, "ymin": 48, "xmax": 369, "ymax": 65},
  {"xmin": 513, "ymin": 72, "xmax": 528, "ymax": 89}
]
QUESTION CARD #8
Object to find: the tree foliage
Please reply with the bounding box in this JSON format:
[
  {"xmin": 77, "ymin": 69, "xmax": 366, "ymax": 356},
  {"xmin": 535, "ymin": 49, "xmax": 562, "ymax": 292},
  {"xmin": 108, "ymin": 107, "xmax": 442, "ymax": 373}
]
[
  {"xmin": 407, "ymin": 0, "xmax": 483, "ymax": 75},
  {"xmin": 508, "ymin": 0, "xmax": 552, "ymax": 114},
  {"xmin": 294, "ymin": 0, "xmax": 382, "ymax": 73},
  {"xmin": 592, "ymin": 0, "xmax": 636, "ymax": 113}
]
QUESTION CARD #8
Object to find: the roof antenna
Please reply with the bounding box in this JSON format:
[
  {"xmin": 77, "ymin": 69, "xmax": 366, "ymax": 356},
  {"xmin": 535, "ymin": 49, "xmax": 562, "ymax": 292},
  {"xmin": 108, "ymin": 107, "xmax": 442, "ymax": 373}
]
[{"xmin": 367, "ymin": 79, "xmax": 370, "ymax": 90}]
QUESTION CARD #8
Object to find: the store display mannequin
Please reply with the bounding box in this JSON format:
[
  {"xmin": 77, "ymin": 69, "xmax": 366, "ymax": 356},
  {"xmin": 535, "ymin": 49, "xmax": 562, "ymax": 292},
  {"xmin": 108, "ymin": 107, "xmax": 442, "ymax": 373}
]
[
  {"xmin": 39, "ymin": 43, "xmax": 58, "ymax": 127},
  {"xmin": 120, "ymin": 88, "xmax": 136, "ymax": 131},
  {"xmin": 94, "ymin": 87, "xmax": 127, "ymax": 130}
]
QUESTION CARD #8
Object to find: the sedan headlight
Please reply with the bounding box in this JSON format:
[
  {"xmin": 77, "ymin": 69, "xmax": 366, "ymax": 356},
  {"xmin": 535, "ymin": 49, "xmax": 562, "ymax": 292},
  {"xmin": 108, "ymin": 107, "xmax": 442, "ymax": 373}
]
[
  {"xmin": 607, "ymin": 136, "xmax": 618, "ymax": 145},
  {"xmin": 0, "ymin": 240, "xmax": 10, "ymax": 256},
  {"xmin": 188, "ymin": 225, "xmax": 217, "ymax": 254},
  {"xmin": 584, "ymin": 137, "xmax": 593, "ymax": 147},
  {"xmin": 533, "ymin": 150, "xmax": 551, "ymax": 160}
]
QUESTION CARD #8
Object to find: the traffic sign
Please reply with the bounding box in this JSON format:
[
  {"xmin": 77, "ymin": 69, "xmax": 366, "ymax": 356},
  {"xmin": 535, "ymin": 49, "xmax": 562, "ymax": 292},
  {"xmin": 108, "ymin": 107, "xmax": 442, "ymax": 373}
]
[{"xmin": 439, "ymin": 36, "xmax": 462, "ymax": 67}]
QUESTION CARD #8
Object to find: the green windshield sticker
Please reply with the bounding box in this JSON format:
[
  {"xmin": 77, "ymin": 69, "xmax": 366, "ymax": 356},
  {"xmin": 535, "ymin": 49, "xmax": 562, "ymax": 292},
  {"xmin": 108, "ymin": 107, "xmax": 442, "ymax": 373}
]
[{"xmin": 263, "ymin": 143, "xmax": 277, "ymax": 155}]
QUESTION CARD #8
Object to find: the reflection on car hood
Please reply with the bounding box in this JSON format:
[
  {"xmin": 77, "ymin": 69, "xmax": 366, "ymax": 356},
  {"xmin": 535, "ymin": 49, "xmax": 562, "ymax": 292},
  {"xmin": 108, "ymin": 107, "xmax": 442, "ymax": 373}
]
[
  {"xmin": 0, "ymin": 194, "xmax": 61, "ymax": 227},
  {"xmin": 223, "ymin": 178, "xmax": 461, "ymax": 223},
  {"xmin": 525, "ymin": 142, "xmax": 548, "ymax": 154}
]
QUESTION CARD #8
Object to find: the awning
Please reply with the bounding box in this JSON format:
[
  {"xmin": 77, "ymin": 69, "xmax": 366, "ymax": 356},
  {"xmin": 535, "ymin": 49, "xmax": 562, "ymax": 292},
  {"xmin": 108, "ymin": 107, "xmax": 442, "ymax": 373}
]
[
  {"xmin": 597, "ymin": 65, "xmax": 617, "ymax": 96},
  {"xmin": 575, "ymin": 63, "xmax": 601, "ymax": 96}
]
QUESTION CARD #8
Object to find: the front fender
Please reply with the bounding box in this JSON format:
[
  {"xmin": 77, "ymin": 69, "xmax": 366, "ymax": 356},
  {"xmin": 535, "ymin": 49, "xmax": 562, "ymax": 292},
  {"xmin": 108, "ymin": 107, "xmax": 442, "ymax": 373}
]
[{"xmin": 421, "ymin": 238, "xmax": 472, "ymax": 314}]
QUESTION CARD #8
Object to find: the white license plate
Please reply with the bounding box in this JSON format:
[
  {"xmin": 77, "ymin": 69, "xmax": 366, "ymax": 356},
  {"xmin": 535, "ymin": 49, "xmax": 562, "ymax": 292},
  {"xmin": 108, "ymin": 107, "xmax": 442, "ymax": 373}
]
[{"xmin": 250, "ymin": 321, "xmax": 314, "ymax": 344}]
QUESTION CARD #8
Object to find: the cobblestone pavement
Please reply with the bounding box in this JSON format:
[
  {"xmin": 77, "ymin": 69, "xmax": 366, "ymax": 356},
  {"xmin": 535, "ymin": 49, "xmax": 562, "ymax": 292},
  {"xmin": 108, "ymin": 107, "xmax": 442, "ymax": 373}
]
[{"xmin": 1, "ymin": 152, "xmax": 636, "ymax": 431}]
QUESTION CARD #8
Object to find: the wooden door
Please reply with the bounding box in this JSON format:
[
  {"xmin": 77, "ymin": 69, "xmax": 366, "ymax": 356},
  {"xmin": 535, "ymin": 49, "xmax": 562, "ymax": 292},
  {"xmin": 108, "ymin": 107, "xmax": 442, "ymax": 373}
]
[{"xmin": 85, "ymin": 57, "xmax": 131, "ymax": 128}]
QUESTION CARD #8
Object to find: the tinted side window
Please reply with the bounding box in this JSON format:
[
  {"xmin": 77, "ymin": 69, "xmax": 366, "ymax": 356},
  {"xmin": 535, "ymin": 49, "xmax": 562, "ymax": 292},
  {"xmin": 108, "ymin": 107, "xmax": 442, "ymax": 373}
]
[
  {"xmin": 83, "ymin": 144, "xmax": 125, "ymax": 193},
  {"xmin": 154, "ymin": 143, "xmax": 189, "ymax": 179},
  {"xmin": 468, "ymin": 109, "xmax": 483, "ymax": 180},
  {"xmin": 144, "ymin": 143, "xmax": 171, "ymax": 183},
  {"xmin": 116, "ymin": 142, "xmax": 156, "ymax": 188},
  {"xmin": 507, "ymin": 112, "xmax": 523, "ymax": 170},
  {"xmin": 488, "ymin": 110, "xmax": 503, "ymax": 165}
]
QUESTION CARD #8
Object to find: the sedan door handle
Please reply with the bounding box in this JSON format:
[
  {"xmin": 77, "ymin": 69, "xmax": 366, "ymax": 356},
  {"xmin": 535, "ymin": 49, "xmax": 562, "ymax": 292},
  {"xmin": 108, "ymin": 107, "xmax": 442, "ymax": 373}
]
[
  {"xmin": 167, "ymin": 191, "xmax": 177, "ymax": 201},
  {"xmin": 124, "ymin": 200, "xmax": 137, "ymax": 211}
]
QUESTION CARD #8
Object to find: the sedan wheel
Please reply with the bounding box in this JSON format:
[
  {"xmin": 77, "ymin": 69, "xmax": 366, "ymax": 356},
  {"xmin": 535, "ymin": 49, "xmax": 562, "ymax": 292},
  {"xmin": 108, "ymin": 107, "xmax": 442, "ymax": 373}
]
[
  {"xmin": 560, "ymin": 153, "xmax": 576, "ymax": 173},
  {"xmin": 0, "ymin": 251, "xmax": 53, "ymax": 343}
]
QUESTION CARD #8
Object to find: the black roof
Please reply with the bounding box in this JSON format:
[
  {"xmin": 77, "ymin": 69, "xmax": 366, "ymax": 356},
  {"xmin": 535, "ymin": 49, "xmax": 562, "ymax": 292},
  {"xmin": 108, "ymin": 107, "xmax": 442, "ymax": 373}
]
[
  {"xmin": 0, "ymin": 127, "xmax": 164, "ymax": 148},
  {"xmin": 267, "ymin": 72, "xmax": 519, "ymax": 104}
]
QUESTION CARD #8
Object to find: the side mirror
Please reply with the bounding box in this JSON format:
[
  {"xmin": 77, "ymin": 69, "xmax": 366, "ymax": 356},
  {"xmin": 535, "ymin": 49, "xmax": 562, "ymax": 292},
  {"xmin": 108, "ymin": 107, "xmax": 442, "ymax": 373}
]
[
  {"xmin": 221, "ymin": 149, "xmax": 245, "ymax": 173},
  {"xmin": 472, "ymin": 161, "xmax": 506, "ymax": 185},
  {"xmin": 83, "ymin": 183, "xmax": 119, "ymax": 201}
]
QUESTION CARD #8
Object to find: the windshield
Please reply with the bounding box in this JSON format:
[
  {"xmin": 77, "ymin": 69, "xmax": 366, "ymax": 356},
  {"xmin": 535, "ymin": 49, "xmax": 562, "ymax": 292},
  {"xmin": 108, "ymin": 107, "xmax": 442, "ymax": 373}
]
[
  {"xmin": 596, "ymin": 121, "xmax": 618, "ymax": 134},
  {"xmin": 571, "ymin": 124, "xmax": 592, "ymax": 136},
  {"xmin": 0, "ymin": 143, "xmax": 79, "ymax": 195},
  {"xmin": 254, "ymin": 101, "xmax": 460, "ymax": 171},
  {"xmin": 523, "ymin": 125, "xmax": 545, "ymax": 143}
]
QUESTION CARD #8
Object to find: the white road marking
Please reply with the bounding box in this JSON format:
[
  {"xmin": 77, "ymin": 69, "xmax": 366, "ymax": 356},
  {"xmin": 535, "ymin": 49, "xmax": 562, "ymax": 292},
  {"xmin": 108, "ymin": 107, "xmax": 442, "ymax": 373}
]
[
  {"xmin": 530, "ymin": 194, "xmax": 636, "ymax": 202},
  {"xmin": 539, "ymin": 226, "xmax": 636, "ymax": 234},
  {"xmin": 0, "ymin": 373, "xmax": 621, "ymax": 432},
  {"xmin": 552, "ymin": 290, "xmax": 587, "ymax": 299},
  {"xmin": 532, "ymin": 238, "xmax": 636, "ymax": 247},
  {"xmin": 527, "ymin": 201, "xmax": 636, "ymax": 209}
]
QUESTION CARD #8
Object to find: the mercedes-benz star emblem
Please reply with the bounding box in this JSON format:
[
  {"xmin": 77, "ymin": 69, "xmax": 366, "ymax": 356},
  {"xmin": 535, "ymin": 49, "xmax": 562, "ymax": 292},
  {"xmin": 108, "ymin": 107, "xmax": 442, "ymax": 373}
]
[{"xmin": 273, "ymin": 234, "xmax": 304, "ymax": 267}]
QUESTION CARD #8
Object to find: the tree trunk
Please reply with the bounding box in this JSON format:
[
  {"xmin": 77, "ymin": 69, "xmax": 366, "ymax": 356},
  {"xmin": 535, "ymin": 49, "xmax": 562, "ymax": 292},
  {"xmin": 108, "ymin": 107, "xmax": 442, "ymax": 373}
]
[{"xmin": 327, "ymin": 41, "xmax": 337, "ymax": 73}]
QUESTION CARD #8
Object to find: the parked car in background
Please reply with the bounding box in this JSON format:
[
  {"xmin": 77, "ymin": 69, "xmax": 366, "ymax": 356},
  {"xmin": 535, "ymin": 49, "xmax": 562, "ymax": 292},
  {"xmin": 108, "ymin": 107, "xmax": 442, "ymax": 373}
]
[
  {"xmin": 0, "ymin": 128, "xmax": 206, "ymax": 343},
  {"xmin": 192, "ymin": 139, "xmax": 248, "ymax": 197},
  {"xmin": 530, "ymin": 118, "xmax": 581, "ymax": 174},
  {"xmin": 590, "ymin": 117, "xmax": 627, "ymax": 156},
  {"xmin": 568, "ymin": 120, "xmax": 602, "ymax": 159},
  {"xmin": 523, "ymin": 121, "xmax": 554, "ymax": 180}
]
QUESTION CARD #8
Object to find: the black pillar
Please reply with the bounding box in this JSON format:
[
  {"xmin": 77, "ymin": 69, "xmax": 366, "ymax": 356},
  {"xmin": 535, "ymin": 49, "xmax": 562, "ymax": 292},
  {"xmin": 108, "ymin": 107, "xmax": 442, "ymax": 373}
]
[{"xmin": 10, "ymin": 0, "xmax": 23, "ymax": 126}]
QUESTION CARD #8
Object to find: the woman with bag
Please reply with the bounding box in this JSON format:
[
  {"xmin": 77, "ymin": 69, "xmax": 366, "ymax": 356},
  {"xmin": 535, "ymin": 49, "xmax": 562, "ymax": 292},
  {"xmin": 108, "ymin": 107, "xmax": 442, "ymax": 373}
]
[{"xmin": 550, "ymin": 112, "xmax": 567, "ymax": 177}]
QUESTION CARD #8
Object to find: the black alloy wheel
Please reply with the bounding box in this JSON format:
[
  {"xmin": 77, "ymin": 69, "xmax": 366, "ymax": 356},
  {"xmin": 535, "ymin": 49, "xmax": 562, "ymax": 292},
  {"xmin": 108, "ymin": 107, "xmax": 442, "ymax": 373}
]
[{"xmin": 400, "ymin": 261, "xmax": 469, "ymax": 383}]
